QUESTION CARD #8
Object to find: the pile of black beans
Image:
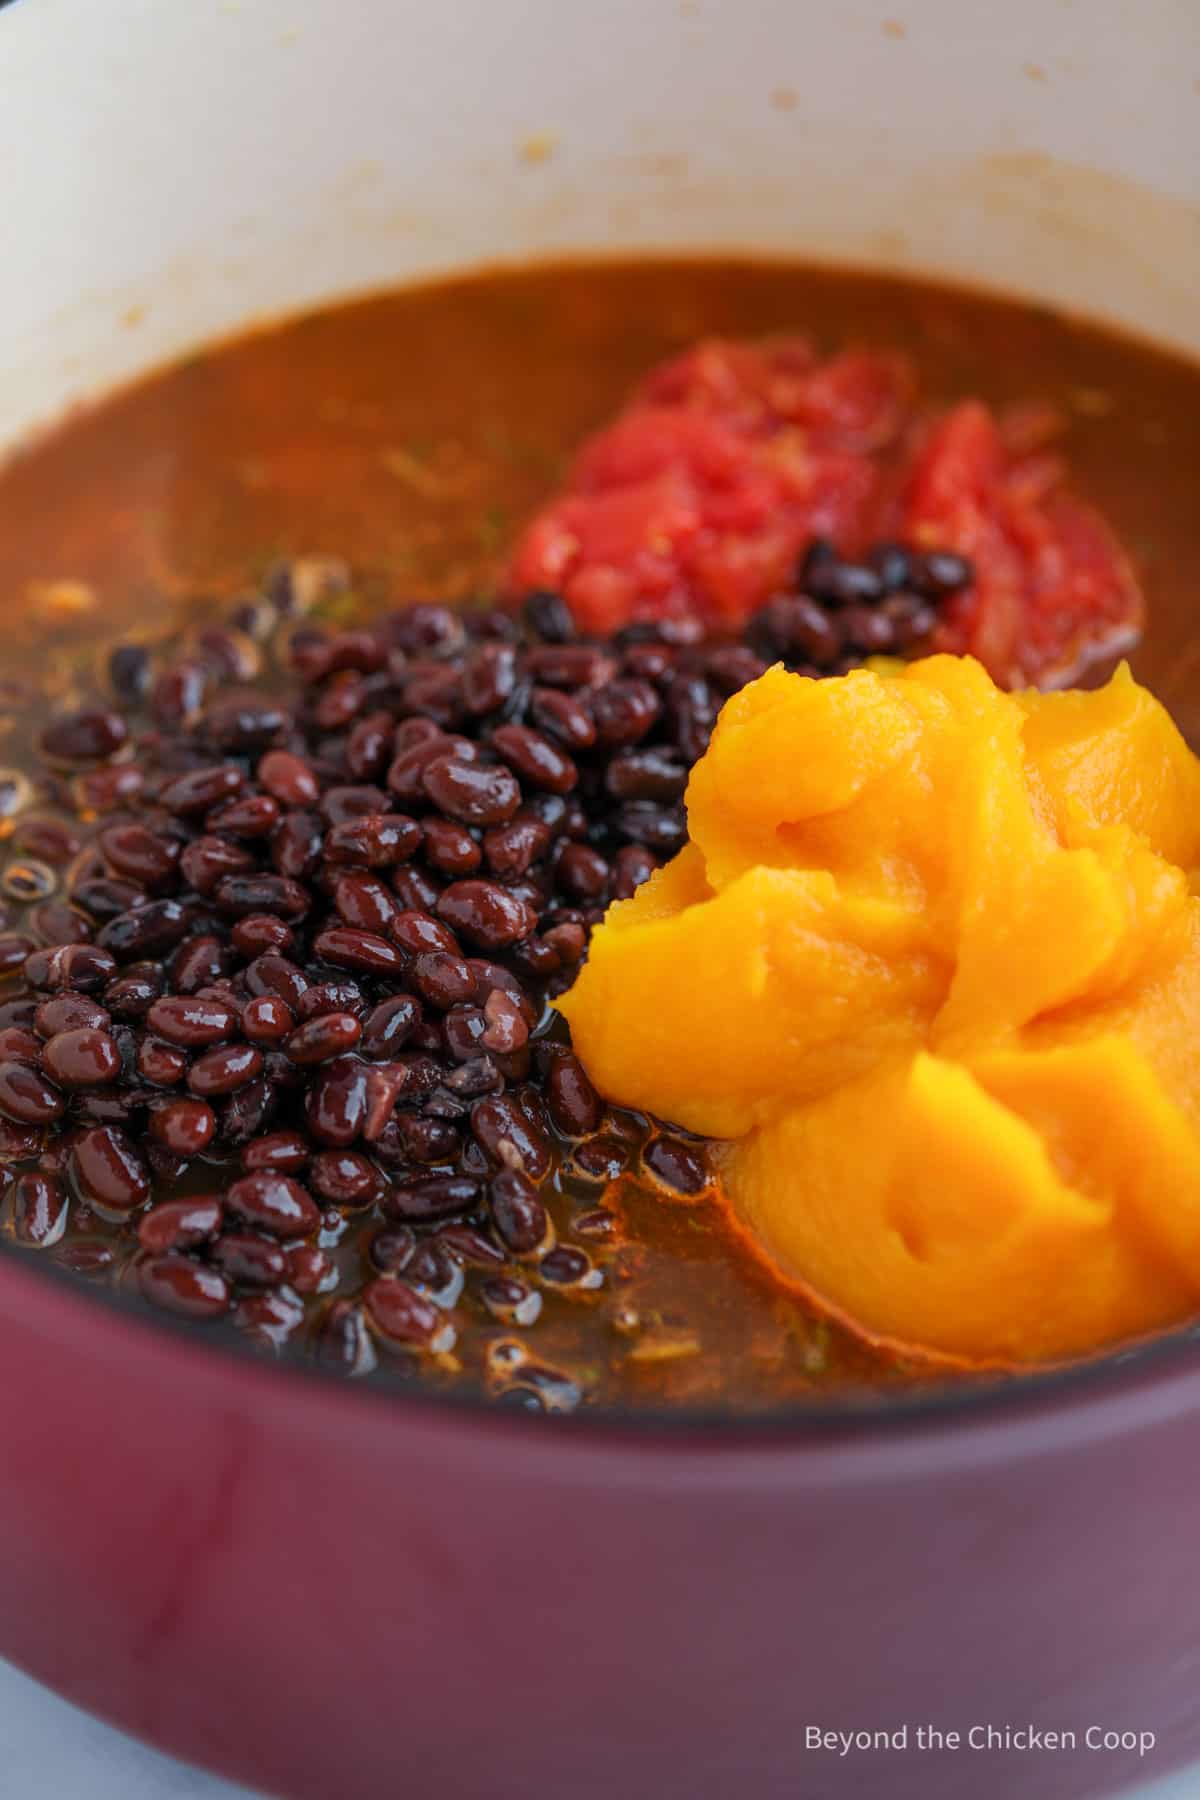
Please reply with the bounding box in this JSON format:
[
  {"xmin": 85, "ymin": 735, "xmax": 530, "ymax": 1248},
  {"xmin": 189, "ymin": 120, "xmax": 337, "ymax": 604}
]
[{"xmin": 0, "ymin": 541, "xmax": 971, "ymax": 1408}]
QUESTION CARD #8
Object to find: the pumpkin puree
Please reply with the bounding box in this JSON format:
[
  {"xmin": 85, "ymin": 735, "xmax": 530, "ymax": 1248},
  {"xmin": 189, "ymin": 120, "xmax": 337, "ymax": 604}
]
[{"xmin": 558, "ymin": 656, "xmax": 1200, "ymax": 1364}]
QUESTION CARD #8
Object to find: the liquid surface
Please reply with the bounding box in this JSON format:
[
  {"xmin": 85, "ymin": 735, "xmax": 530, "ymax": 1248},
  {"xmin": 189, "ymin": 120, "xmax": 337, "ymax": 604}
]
[{"xmin": 1, "ymin": 258, "xmax": 1198, "ymax": 1410}]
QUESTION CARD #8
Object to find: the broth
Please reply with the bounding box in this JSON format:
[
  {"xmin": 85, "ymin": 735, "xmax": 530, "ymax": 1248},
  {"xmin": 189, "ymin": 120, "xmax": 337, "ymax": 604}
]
[{"xmin": 1, "ymin": 258, "xmax": 1198, "ymax": 1410}]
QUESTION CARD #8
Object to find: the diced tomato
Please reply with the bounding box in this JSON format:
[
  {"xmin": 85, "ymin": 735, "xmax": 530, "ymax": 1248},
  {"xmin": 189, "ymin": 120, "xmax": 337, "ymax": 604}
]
[
  {"xmin": 899, "ymin": 403, "xmax": 1142, "ymax": 685},
  {"xmin": 504, "ymin": 338, "xmax": 1142, "ymax": 686}
]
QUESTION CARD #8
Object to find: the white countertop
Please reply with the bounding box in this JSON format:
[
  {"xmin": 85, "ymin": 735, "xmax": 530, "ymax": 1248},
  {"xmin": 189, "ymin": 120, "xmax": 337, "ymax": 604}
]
[{"xmin": 1, "ymin": 1654, "xmax": 1197, "ymax": 1800}]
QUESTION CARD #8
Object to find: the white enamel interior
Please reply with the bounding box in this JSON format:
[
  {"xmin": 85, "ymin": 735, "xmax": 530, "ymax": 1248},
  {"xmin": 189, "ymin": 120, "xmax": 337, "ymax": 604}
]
[{"xmin": 1, "ymin": 0, "xmax": 1197, "ymax": 452}]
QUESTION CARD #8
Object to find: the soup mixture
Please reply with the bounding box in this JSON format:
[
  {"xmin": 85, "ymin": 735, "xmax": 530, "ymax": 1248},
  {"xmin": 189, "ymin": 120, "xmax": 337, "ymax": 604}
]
[{"xmin": 1, "ymin": 259, "xmax": 1198, "ymax": 1412}]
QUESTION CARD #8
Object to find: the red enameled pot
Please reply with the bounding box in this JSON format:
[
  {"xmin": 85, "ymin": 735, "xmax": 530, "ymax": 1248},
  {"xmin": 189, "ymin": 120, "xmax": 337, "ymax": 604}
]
[{"xmin": 0, "ymin": 1246, "xmax": 1196, "ymax": 1799}]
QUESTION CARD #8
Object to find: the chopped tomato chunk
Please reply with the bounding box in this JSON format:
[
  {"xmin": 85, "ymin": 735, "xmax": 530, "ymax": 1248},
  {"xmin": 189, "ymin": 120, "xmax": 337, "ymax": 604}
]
[{"xmin": 505, "ymin": 338, "xmax": 1142, "ymax": 686}]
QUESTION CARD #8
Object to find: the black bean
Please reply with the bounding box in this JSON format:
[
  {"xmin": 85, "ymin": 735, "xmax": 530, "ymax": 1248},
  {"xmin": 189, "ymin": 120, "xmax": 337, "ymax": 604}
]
[
  {"xmin": 391, "ymin": 909, "xmax": 459, "ymax": 956},
  {"xmin": 305, "ymin": 1054, "xmax": 369, "ymax": 1147},
  {"xmin": 258, "ymin": 749, "xmax": 321, "ymax": 807},
  {"xmin": 138, "ymin": 1195, "xmax": 224, "ymax": 1254},
  {"xmin": 422, "ymin": 754, "xmax": 521, "ymax": 826},
  {"xmin": 489, "ymin": 1168, "xmax": 554, "ymax": 1258},
  {"xmin": 591, "ymin": 678, "xmax": 660, "ymax": 746},
  {"xmin": 462, "ymin": 641, "xmax": 519, "ymax": 714},
  {"xmin": 437, "ymin": 880, "xmax": 535, "ymax": 949},
  {"xmin": 384, "ymin": 1172, "xmax": 481, "ymax": 1223},
  {"xmin": 605, "ymin": 746, "xmax": 689, "ymax": 802},
  {"xmin": 472, "ymin": 1092, "xmax": 552, "ymax": 1179},
  {"xmin": 188, "ymin": 1043, "xmax": 263, "ymax": 1096},
  {"xmin": 912, "ymin": 549, "xmax": 973, "ymax": 597},
  {"xmin": 71, "ymin": 1125, "xmax": 150, "ymax": 1212},
  {"xmin": 245, "ymin": 954, "xmax": 309, "ymax": 1010},
  {"xmin": 421, "ymin": 817, "xmax": 482, "ymax": 876},
  {"xmin": 159, "ymin": 764, "xmax": 244, "ymax": 813},
  {"xmin": 206, "ymin": 792, "xmax": 281, "ymax": 837},
  {"xmin": 212, "ymin": 1232, "xmax": 289, "ymax": 1286},
  {"xmin": 97, "ymin": 899, "xmax": 191, "ymax": 960},
  {"xmin": 523, "ymin": 590, "xmax": 576, "ymax": 642},
  {"xmin": 12, "ymin": 1171, "xmax": 69, "ymax": 1248},
  {"xmin": 221, "ymin": 1076, "xmax": 278, "ymax": 1146},
  {"xmin": 365, "ymin": 1277, "xmax": 450, "ymax": 1349},
  {"xmin": 170, "ymin": 935, "xmax": 229, "ymax": 994},
  {"xmin": 147, "ymin": 995, "xmax": 237, "ymax": 1046},
  {"xmin": 214, "ymin": 874, "xmax": 310, "ymax": 919},
  {"xmin": 33, "ymin": 994, "xmax": 109, "ymax": 1038},
  {"xmin": 644, "ymin": 1134, "xmax": 709, "ymax": 1195},
  {"xmin": 241, "ymin": 995, "xmax": 295, "ymax": 1044},
  {"xmin": 149, "ymin": 1096, "xmax": 217, "ymax": 1154},
  {"xmin": 490, "ymin": 723, "xmax": 577, "ymax": 794},
  {"xmin": 410, "ymin": 951, "xmax": 475, "ymax": 1010},
  {"xmin": 0, "ymin": 1060, "xmax": 64, "ymax": 1124},
  {"xmin": 40, "ymin": 708, "xmax": 129, "ymax": 765},
  {"xmin": 203, "ymin": 697, "xmax": 288, "ymax": 752},
  {"xmin": 546, "ymin": 1051, "xmax": 603, "ymax": 1137},
  {"xmin": 325, "ymin": 813, "xmax": 421, "ymax": 867},
  {"xmin": 42, "ymin": 1028, "xmax": 122, "ymax": 1087},
  {"xmin": 285, "ymin": 1013, "xmax": 362, "ymax": 1064},
  {"xmin": 529, "ymin": 685, "xmax": 596, "ymax": 750},
  {"xmin": 311, "ymin": 926, "xmax": 404, "ymax": 975},
  {"xmin": 359, "ymin": 994, "xmax": 421, "ymax": 1059},
  {"xmin": 309, "ymin": 1150, "xmax": 382, "ymax": 1206},
  {"xmin": 227, "ymin": 1171, "xmax": 319, "ymax": 1238}
]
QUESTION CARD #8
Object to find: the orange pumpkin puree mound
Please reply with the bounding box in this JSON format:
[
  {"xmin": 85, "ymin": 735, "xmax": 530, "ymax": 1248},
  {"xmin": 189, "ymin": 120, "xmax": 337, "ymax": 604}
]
[{"xmin": 557, "ymin": 655, "xmax": 1200, "ymax": 1365}]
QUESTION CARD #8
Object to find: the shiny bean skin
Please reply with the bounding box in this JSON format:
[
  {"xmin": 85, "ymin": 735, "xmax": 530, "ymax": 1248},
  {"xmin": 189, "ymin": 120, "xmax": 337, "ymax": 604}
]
[
  {"xmin": 137, "ymin": 1037, "xmax": 189, "ymax": 1086},
  {"xmin": 137, "ymin": 1195, "xmax": 224, "ymax": 1254},
  {"xmin": 311, "ymin": 927, "xmax": 403, "ymax": 975},
  {"xmin": 158, "ymin": 764, "xmax": 244, "ymax": 814},
  {"xmin": 241, "ymin": 995, "xmax": 295, "ymax": 1044},
  {"xmin": 421, "ymin": 816, "xmax": 482, "ymax": 877},
  {"xmin": 258, "ymin": 750, "xmax": 320, "ymax": 807},
  {"xmin": 364, "ymin": 1278, "xmax": 448, "ymax": 1349},
  {"xmin": 241, "ymin": 1130, "xmax": 311, "ymax": 1174},
  {"xmin": 170, "ymin": 935, "xmax": 229, "ymax": 994},
  {"xmin": 436, "ymin": 881, "xmax": 536, "ymax": 949},
  {"xmin": 390, "ymin": 909, "xmax": 459, "ymax": 956},
  {"xmin": 490, "ymin": 723, "xmax": 577, "ymax": 793},
  {"xmin": 32, "ymin": 995, "xmax": 109, "ymax": 1039},
  {"xmin": 490, "ymin": 1169, "xmax": 555, "ymax": 1258},
  {"xmin": 140, "ymin": 1255, "xmax": 231, "ymax": 1320},
  {"xmin": 359, "ymin": 995, "xmax": 421, "ymax": 1058},
  {"xmin": 284, "ymin": 1013, "xmax": 362, "ymax": 1064},
  {"xmin": 146, "ymin": 995, "xmax": 238, "ymax": 1047},
  {"xmin": 42, "ymin": 1028, "xmax": 122, "ymax": 1088},
  {"xmin": 472, "ymin": 1093, "xmax": 552, "ymax": 1179},
  {"xmin": 99, "ymin": 823, "xmax": 181, "ymax": 887},
  {"xmin": 333, "ymin": 873, "xmax": 399, "ymax": 936},
  {"xmin": 0, "ymin": 932, "xmax": 36, "ymax": 975},
  {"xmin": 12, "ymin": 1171, "xmax": 69, "ymax": 1248},
  {"xmin": 644, "ymin": 1135, "xmax": 710, "ymax": 1195},
  {"xmin": 231, "ymin": 914, "xmax": 297, "ymax": 958},
  {"xmin": 226, "ymin": 1172, "xmax": 320, "ymax": 1238},
  {"xmin": 187, "ymin": 1043, "xmax": 264, "ymax": 1096},
  {"xmin": 71, "ymin": 1126, "xmax": 150, "ymax": 1212},
  {"xmin": 0, "ymin": 1060, "xmax": 64, "ymax": 1124},
  {"xmin": 212, "ymin": 1232, "xmax": 289, "ymax": 1286},
  {"xmin": 40, "ymin": 707, "xmax": 129, "ymax": 764},
  {"xmin": 304, "ymin": 1054, "xmax": 370, "ymax": 1147},
  {"xmin": 150, "ymin": 1097, "xmax": 217, "ymax": 1155},
  {"xmin": 309, "ymin": 1150, "xmax": 383, "ymax": 1207},
  {"xmin": 410, "ymin": 951, "xmax": 476, "ymax": 1010},
  {"xmin": 324, "ymin": 814, "xmax": 421, "ymax": 868},
  {"xmin": 421, "ymin": 755, "xmax": 520, "ymax": 826}
]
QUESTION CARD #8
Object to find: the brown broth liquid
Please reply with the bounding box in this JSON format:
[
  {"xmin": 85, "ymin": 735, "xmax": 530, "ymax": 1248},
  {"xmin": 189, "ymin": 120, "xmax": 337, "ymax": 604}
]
[{"xmin": 1, "ymin": 258, "xmax": 1199, "ymax": 1410}]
